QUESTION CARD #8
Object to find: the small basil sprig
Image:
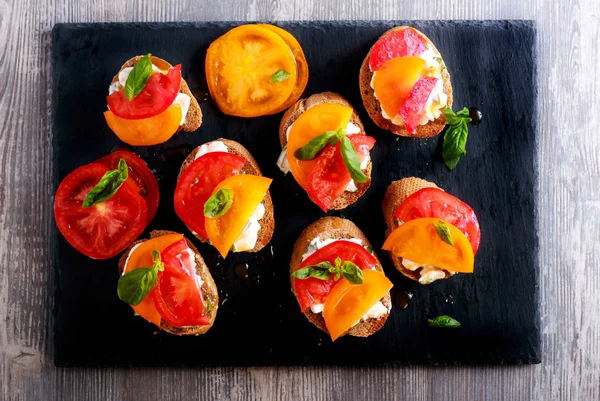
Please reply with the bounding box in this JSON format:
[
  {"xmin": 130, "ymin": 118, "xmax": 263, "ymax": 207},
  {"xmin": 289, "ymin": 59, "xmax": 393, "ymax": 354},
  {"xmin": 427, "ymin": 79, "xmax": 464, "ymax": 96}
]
[
  {"xmin": 269, "ymin": 69, "xmax": 291, "ymax": 83},
  {"xmin": 292, "ymin": 257, "xmax": 364, "ymax": 284},
  {"xmin": 432, "ymin": 220, "xmax": 454, "ymax": 245},
  {"xmin": 82, "ymin": 158, "xmax": 128, "ymax": 208},
  {"xmin": 293, "ymin": 129, "xmax": 367, "ymax": 183},
  {"xmin": 124, "ymin": 54, "xmax": 153, "ymax": 101},
  {"xmin": 428, "ymin": 315, "xmax": 461, "ymax": 328},
  {"xmin": 442, "ymin": 107, "xmax": 471, "ymax": 170},
  {"xmin": 117, "ymin": 250, "xmax": 164, "ymax": 306},
  {"xmin": 204, "ymin": 188, "xmax": 234, "ymax": 218}
]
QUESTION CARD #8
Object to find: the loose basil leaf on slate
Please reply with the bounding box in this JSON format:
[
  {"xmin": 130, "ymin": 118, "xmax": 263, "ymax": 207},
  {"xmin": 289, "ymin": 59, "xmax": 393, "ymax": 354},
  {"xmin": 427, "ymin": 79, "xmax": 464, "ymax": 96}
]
[
  {"xmin": 433, "ymin": 220, "xmax": 454, "ymax": 245},
  {"xmin": 82, "ymin": 158, "xmax": 129, "ymax": 208},
  {"xmin": 339, "ymin": 135, "xmax": 367, "ymax": 183},
  {"xmin": 204, "ymin": 188, "xmax": 234, "ymax": 218},
  {"xmin": 117, "ymin": 249, "xmax": 163, "ymax": 306},
  {"xmin": 124, "ymin": 53, "xmax": 153, "ymax": 101},
  {"xmin": 428, "ymin": 315, "xmax": 461, "ymax": 328},
  {"xmin": 269, "ymin": 69, "xmax": 292, "ymax": 83},
  {"xmin": 293, "ymin": 130, "xmax": 340, "ymax": 160},
  {"xmin": 341, "ymin": 261, "xmax": 364, "ymax": 284},
  {"xmin": 442, "ymin": 108, "xmax": 471, "ymax": 170}
]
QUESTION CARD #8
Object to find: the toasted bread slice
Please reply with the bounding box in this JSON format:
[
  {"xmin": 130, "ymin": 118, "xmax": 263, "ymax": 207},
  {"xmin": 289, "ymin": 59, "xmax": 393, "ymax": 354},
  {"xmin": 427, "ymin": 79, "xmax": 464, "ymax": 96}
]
[
  {"xmin": 118, "ymin": 230, "xmax": 218, "ymax": 335},
  {"xmin": 112, "ymin": 55, "xmax": 202, "ymax": 132},
  {"xmin": 279, "ymin": 92, "xmax": 372, "ymax": 210},
  {"xmin": 359, "ymin": 27, "xmax": 453, "ymax": 138},
  {"xmin": 382, "ymin": 177, "xmax": 455, "ymax": 281},
  {"xmin": 178, "ymin": 139, "xmax": 274, "ymax": 252},
  {"xmin": 290, "ymin": 216, "xmax": 391, "ymax": 338}
]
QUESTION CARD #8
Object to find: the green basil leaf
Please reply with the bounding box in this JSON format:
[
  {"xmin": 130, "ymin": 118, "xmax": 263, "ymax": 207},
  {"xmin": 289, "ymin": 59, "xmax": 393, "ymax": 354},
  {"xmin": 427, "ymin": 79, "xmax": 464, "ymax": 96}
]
[
  {"xmin": 82, "ymin": 158, "xmax": 129, "ymax": 208},
  {"xmin": 292, "ymin": 267, "xmax": 312, "ymax": 279},
  {"xmin": 339, "ymin": 135, "xmax": 367, "ymax": 183},
  {"xmin": 334, "ymin": 257, "xmax": 342, "ymax": 268},
  {"xmin": 428, "ymin": 315, "xmax": 461, "ymax": 328},
  {"xmin": 333, "ymin": 271, "xmax": 341, "ymax": 281},
  {"xmin": 269, "ymin": 69, "xmax": 292, "ymax": 83},
  {"xmin": 204, "ymin": 188, "xmax": 234, "ymax": 218},
  {"xmin": 205, "ymin": 297, "xmax": 214, "ymax": 313},
  {"xmin": 293, "ymin": 262, "xmax": 333, "ymax": 280},
  {"xmin": 442, "ymin": 121, "xmax": 469, "ymax": 170},
  {"xmin": 443, "ymin": 107, "xmax": 471, "ymax": 126},
  {"xmin": 117, "ymin": 267, "xmax": 158, "ymax": 306},
  {"xmin": 365, "ymin": 245, "xmax": 374, "ymax": 254},
  {"xmin": 341, "ymin": 261, "xmax": 364, "ymax": 284},
  {"xmin": 433, "ymin": 220, "xmax": 454, "ymax": 245},
  {"xmin": 124, "ymin": 54, "xmax": 153, "ymax": 101},
  {"xmin": 293, "ymin": 130, "xmax": 339, "ymax": 161},
  {"xmin": 310, "ymin": 269, "xmax": 333, "ymax": 280}
]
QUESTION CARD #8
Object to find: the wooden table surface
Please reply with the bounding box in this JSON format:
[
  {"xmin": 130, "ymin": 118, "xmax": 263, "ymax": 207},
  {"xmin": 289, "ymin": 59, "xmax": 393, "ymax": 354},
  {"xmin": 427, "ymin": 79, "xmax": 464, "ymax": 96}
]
[{"xmin": 1, "ymin": 0, "xmax": 598, "ymax": 400}]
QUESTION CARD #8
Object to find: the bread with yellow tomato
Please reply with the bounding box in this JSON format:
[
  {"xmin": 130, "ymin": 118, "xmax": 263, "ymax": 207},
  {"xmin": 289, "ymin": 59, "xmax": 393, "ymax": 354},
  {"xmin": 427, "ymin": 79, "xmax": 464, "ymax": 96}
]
[
  {"xmin": 174, "ymin": 139, "xmax": 274, "ymax": 258},
  {"xmin": 290, "ymin": 217, "xmax": 393, "ymax": 341},
  {"xmin": 277, "ymin": 92, "xmax": 375, "ymax": 212},
  {"xmin": 382, "ymin": 177, "xmax": 481, "ymax": 284},
  {"xmin": 104, "ymin": 54, "xmax": 202, "ymax": 146},
  {"xmin": 117, "ymin": 230, "xmax": 218, "ymax": 335},
  {"xmin": 360, "ymin": 26, "xmax": 453, "ymax": 138}
]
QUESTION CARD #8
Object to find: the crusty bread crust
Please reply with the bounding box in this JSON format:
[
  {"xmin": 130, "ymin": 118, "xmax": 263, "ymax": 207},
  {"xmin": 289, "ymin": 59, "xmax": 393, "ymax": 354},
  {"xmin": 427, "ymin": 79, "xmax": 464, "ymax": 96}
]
[
  {"xmin": 290, "ymin": 217, "xmax": 391, "ymax": 338},
  {"xmin": 279, "ymin": 92, "xmax": 372, "ymax": 210},
  {"xmin": 382, "ymin": 177, "xmax": 454, "ymax": 281},
  {"xmin": 112, "ymin": 55, "xmax": 202, "ymax": 132},
  {"xmin": 177, "ymin": 139, "xmax": 274, "ymax": 253},
  {"xmin": 117, "ymin": 230, "xmax": 218, "ymax": 335},
  {"xmin": 359, "ymin": 27, "xmax": 453, "ymax": 138}
]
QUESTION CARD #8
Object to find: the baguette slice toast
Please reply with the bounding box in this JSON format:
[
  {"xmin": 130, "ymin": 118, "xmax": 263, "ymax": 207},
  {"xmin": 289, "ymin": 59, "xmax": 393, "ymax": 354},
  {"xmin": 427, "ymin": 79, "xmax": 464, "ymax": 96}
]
[
  {"xmin": 279, "ymin": 92, "xmax": 373, "ymax": 210},
  {"xmin": 178, "ymin": 139, "xmax": 274, "ymax": 252},
  {"xmin": 290, "ymin": 216, "xmax": 391, "ymax": 338},
  {"xmin": 118, "ymin": 230, "xmax": 218, "ymax": 335},
  {"xmin": 359, "ymin": 27, "xmax": 453, "ymax": 138},
  {"xmin": 112, "ymin": 55, "xmax": 202, "ymax": 132}
]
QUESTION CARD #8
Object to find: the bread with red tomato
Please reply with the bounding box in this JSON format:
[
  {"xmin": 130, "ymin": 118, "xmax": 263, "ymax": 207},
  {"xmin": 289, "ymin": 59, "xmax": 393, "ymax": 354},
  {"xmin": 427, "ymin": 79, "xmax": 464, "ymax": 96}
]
[
  {"xmin": 382, "ymin": 177, "xmax": 481, "ymax": 284},
  {"xmin": 278, "ymin": 92, "xmax": 375, "ymax": 211},
  {"xmin": 359, "ymin": 26, "xmax": 453, "ymax": 138},
  {"xmin": 118, "ymin": 230, "xmax": 218, "ymax": 335},
  {"xmin": 290, "ymin": 217, "xmax": 392, "ymax": 341},
  {"xmin": 176, "ymin": 139, "xmax": 274, "ymax": 257}
]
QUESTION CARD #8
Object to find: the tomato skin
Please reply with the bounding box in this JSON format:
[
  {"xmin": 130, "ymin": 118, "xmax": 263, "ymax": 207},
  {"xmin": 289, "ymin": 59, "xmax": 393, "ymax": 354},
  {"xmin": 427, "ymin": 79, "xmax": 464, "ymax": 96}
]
[
  {"xmin": 369, "ymin": 27, "xmax": 428, "ymax": 72},
  {"xmin": 152, "ymin": 239, "xmax": 209, "ymax": 327},
  {"xmin": 96, "ymin": 150, "xmax": 159, "ymax": 224},
  {"xmin": 54, "ymin": 163, "xmax": 147, "ymax": 259},
  {"xmin": 107, "ymin": 65, "xmax": 182, "ymax": 120},
  {"xmin": 394, "ymin": 187, "xmax": 481, "ymax": 254},
  {"xmin": 293, "ymin": 240, "xmax": 378, "ymax": 311},
  {"xmin": 174, "ymin": 152, "xmax": 247, "ymax": 239}
]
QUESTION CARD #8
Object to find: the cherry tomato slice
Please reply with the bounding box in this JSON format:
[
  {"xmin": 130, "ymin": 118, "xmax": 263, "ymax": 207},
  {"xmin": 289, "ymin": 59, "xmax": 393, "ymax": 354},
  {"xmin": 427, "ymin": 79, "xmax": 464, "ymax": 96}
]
[
  {"xmin": 369, "ymin": 27, "xmax": 428, "ymax": 72},
  {"xmin": 293, "ymin": 240, "xmax": 378, "ymax": 311},
  {"xmin": 152, "ymin": 238, "xmax": 209, "ymax": 327},
  {"xmin": 174, "ymin": 152, "xmax": 246, "ymax": 239},
  {"xmin": 394, "ymin": 187, "xmax": 481, "ymax": 253},
  {"xmin": 399, "ymin": 76, "xmax": 439, "ymax": 134},
  {"xmin": 96, "ymin": 150, "xmax": 159, "ymax": 224},
  {"xmin": 54, "ymin": 163, "xmax": 147, "ymax": 259},
  {"xmin": 107, "ymin": 65, "xmax": 182, "ymax": 120}
]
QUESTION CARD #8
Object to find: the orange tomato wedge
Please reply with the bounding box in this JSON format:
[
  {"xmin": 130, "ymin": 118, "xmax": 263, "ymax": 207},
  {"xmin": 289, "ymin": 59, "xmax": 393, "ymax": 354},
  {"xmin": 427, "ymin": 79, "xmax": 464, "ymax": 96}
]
[
  {"xmin": 286, "ymin": 103, "xmax": 353, "ymax": 189},
  {"xmin": 104, "ymin": 104, "xmax": 182, "ymax": 146},
  {"xmin": 206, "ymin": 24, "xmax": 298, "ymax": 117},
  {"xmin": 382, "ymin": 218, "xmax": 474, "ymax": 273},
  {"xmin": 123, "ymin": 233, "xmax": 184, "ymax": 326},
  {"xmin": 205, "ymin": 175, "xmax": 272, "ymax": 257},
  {"xmin": 372, "ymin": 56, "xmax": 426, "ymax": 119},
  {"xmin": 323, "ymin": 270, "xmax": 393, "ymax": 341}
]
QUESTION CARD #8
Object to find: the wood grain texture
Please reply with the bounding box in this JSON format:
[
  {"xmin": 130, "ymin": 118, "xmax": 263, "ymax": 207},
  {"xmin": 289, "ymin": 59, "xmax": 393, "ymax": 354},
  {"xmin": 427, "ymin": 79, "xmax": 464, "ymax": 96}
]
[{"xmin": 0, "ymin": 1, "xmax": 598, "ymax": 401}]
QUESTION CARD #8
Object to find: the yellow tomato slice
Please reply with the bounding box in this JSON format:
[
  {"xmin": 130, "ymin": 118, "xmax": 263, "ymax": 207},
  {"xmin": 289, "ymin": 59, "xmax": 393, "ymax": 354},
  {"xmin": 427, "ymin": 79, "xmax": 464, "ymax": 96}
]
[
  {"xmin": 382, "ymin": 218, "xmax": 474, "ymax": 273},
  {"xmin": 205, "ymin": 175, "xmax": 272, "ymax": 258},
  {"xmin": 104, "ymin": 104, "xmax": 182, "ymax": 146},
  {"xmin": 123, "ymin": 233, "xmax": 184, "ymax": 326},
  {"xmin": 205, "ymin": 24, "xmax": 298, "ymax": 117},
  {"xmin": 286, "ymin": 103, "xmax": 353, "ymax": 189},
  {"xmin": 372, "ymin": 56, "xmax": 426, "ymax": 119},
  {"xmin": 323, "ymin": 270, "xmax": 393, "ymax": 341}
]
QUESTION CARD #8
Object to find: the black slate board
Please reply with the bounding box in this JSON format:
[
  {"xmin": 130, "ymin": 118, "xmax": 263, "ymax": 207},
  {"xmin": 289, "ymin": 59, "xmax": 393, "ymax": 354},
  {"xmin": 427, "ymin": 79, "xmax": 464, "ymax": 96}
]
[{"xmin": 52, "ymin": 20, "xmax": 540, "ymax": 366}]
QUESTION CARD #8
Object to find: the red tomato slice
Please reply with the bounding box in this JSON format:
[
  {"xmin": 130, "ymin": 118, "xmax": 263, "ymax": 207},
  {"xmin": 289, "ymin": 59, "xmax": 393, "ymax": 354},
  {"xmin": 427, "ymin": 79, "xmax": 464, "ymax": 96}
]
[
  {"xmin": 96, "ymin": 150, "xmax": 159, "ymax": 224},
  {"xmin": 369, "ymin": 27, "xmax": 428, "ymax": 72},
  {"xmin": 307, "ymin": 135, "xmax": 375, "ymax": 212},
  {"xmin": 293, "ymin": 240, "xmax": 378, "ymax": 311},
  {"xmin": 152, "ymin": 238, "xmax": 209, "ymax": 327},
  {"xmin": 107, "ymin": 65, "xmax": 182, "ymax": 120},
  {"xmin": 54, "ymin": 163, "xmax": 148, "ymax": 259},
  {"xmin": 399, "ymin": 76, "xmax": 438, "ymax": 134},
  {"xmin": 174, "ymin": 152, "xmax": 246, "ymax": 239},
  {"xmin": 394, "ymin": 187, "xmax": 481, "ymax": 253}
]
